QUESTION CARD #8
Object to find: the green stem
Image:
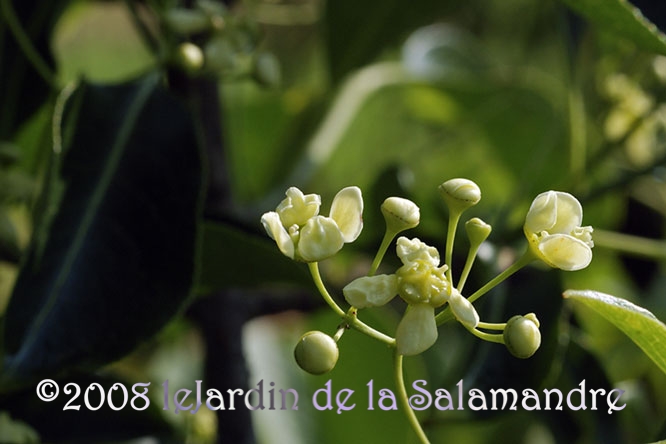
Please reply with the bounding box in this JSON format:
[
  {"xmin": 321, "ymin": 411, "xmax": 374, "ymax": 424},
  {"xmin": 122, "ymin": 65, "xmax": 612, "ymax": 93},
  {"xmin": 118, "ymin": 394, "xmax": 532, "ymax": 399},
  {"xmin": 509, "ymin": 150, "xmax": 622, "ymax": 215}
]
[
  {"xmin": 435, "ymin": 249, "xmax": 534, "ymax": 326},
  {"xmin": 457, "ymin": 244, "xmax": 479, "ymax": 293},
  {"xmin": 593, "ymin": 229, "xmax": 666, "ymax": 261},
  {"xmin": 445, "ymin": 211, "xmax": 462, "ymax": 286},
  {"xmin": 368, "ymin": 229, "xmax": 396, "ymax": 276},
  {"xmin": 477, "ymin": 321, "xmax": 506, "ymax": 331},
  {"xmin": 0, "ymin": 0, "xmax": 58, "ymax": 88},
  {"xmin": 308, "ymin": 262, "xmax": 396, "ymax": 347},
  {"xmin": 394, "ymin": 351, "xmax": 430, "ymax": 444},
  {"xmin": 309, "ymin": 262, "xmax": 345, "ymax": 317},
  {"xmin": 466, "ymin": 326, "xmax": 504, "ymax": 344}
]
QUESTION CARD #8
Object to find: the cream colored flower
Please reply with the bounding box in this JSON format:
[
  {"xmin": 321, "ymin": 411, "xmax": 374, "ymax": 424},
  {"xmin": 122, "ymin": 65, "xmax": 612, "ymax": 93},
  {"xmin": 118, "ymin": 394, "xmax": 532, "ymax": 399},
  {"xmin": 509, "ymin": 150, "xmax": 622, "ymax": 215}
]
[
  {"xmin": 261, "ymin": 186, "xmax": 363, "ymax": 262},
  {"xmin": 524, "ymin": 191, "xmax": 593, "ymax": 271},
  {"xmin": 342, "ymin": 236, "xmax": 452, "ymax": 356}
]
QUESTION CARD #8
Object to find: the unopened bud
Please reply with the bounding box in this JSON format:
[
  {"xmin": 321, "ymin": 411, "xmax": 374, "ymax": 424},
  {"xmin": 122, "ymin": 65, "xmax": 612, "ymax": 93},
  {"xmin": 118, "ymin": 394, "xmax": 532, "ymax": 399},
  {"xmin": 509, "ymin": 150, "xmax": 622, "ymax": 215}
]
[
  {"xmin": 438, "ymin": 178, "xmax": 481, "ymax": 212},
  {"xmin": 465, "ymin": 217, "xmax": 491, "ymax": 247},
  {"xmin": 381, "ymin": 197, "xmax": 420, "ymax": 234},
  {"xmin": 503, "ymin": 314, "xmax": 541, "ymax": 359},
  {"xmin": 294, "ymin": 331, "xmax": 339, "ymax": 375}
]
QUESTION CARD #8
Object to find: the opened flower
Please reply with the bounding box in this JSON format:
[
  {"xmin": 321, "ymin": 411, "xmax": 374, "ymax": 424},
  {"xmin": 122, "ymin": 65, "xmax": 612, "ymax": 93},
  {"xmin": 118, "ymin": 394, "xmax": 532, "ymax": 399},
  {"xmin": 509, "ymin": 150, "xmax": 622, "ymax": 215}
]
[
  {"xmin": 524, "ymin": 191, "xmax": 593, "ymax": 271},
  {"xmin": 261, "ymin": 186, "xmax": 363, "ymax": 262},
  {"xmin": 343, "ymin": 237, "xmax": 456, "ymax": 356}
]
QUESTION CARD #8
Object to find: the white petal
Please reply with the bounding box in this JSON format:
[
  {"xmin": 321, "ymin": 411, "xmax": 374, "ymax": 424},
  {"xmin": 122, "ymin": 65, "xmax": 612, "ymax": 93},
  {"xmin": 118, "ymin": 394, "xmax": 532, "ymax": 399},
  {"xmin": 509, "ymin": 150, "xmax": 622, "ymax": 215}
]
[
  {"xmin": 343, "ymin": 274, "xmax": 398, "ymax": 308},
  {"xmin": 261, "ymin": 212, "xmax": 295, "ymax": 259},
  {"xmin": 298, "ymin": 216, "xmax": 344, "ymax": 262},
  {"xmin": 524, "ymin": 191, "xmax": 558, "ymax": 234},
  {"xmin": 329, "ymin": 186, "xmax": 364, "ymax": 243},
  {"xmin": 396, "ymin": 304, "xmax": 437, "ymax": 356},
  {"xmin": 396, "ymin": 237, "xmax": 440, "ymax": 267},
  {"xmin": 448, "ymin": 291, "xmax": 479, "ymax": 328},
  {"xmin": 538, "ymin": 234, "xmax": 592, "ymax": 271},
  {"xmin": 550, "ymin": 191, "xmax": 583, "ymax": 234},
  {"xmin": 276, "ymin": 187, "xmax": 321, "ymax": 228}
]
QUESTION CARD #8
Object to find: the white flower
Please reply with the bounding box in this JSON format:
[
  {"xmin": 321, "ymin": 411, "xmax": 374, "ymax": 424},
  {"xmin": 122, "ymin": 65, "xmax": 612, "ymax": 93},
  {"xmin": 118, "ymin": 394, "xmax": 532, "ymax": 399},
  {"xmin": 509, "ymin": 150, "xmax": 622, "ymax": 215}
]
[
  {"xmin": 342, "ymin": 237, "xmax": 452, "ymax": 356},
  {"xmin": 261, "ymin": 186, "xmax": 363, "ymax": 262},
  {"xmin": 524, "ymin": 191, "xmax": 594, "ymax": 271}
]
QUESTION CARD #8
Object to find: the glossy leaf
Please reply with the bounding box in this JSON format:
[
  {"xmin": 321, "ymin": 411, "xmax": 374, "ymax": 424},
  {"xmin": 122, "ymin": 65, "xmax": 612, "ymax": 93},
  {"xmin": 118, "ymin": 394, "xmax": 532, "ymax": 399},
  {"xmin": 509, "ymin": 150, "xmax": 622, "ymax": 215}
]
[
  {"xmin": 2, "ymin": 74, "xmax": 203, "ymax": 384},
  {"xmin": 196, "ymin": 221, "xmax": 310, "ymax": 294},
  {"xmin": 559, "ymin": 0, "xmax": 666, "ymax": 55},
  {"xmin": 564, "ymin": 289, "xmax": 666, "ymax": 374}
]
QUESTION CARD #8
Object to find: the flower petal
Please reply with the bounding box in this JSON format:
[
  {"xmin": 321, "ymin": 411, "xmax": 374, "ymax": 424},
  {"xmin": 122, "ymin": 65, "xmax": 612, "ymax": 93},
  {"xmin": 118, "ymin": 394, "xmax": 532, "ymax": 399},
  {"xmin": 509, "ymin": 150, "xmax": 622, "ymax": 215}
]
[
  {"xmin": 524, "ymin": 191, "xmax": 558, "ymax": 234},
  {"xmin": 396, "ymin": 304, "xmax": 437, "ymax": 356},
  {"xmin": 396, "ymin": 237, "xmax": 440, "ymax": 267},
  {"xmin": 298, "ymin": 216, "xmax": 344, "ymax": 262},
  {"xmin": 550, "ymin": 191, "xmax": 583, "ymax": 234},
  {"xmin": 538, "ymin": 234, "xmax": 592, "ymax": 271},
  {"xmin": 329, "ymin": 186, "xmax": 364, "ymax": 243},
  {"xmin": 343, "ymin": 274, "xmax": 398, "ymax": 308},
  {"xmin": 276, "ymin": 187, "xmax": 321, "ymax": 228},
  {"xmin": 448, "ymin": 291, "xmax": 479, "ymax": 329},
  {"xmin": 261, "ymin": 211, "xmax": 295, "ymax": 259}
]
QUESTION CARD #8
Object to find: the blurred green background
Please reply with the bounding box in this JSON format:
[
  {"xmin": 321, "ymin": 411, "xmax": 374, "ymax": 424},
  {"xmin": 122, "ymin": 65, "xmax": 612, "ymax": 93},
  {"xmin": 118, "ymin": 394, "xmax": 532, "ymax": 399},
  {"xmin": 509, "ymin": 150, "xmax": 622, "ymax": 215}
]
[{"xmin": 1, "ymin": 0, "xmax": 665, "ymax": 443}]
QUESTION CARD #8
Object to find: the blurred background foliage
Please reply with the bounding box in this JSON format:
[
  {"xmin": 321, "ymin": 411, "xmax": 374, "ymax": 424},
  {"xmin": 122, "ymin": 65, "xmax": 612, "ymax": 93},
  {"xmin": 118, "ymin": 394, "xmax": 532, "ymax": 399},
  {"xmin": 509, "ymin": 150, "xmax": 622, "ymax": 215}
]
[{"xmin": 0, "ymin": 0, "xmax": 665, "ymax": 443}]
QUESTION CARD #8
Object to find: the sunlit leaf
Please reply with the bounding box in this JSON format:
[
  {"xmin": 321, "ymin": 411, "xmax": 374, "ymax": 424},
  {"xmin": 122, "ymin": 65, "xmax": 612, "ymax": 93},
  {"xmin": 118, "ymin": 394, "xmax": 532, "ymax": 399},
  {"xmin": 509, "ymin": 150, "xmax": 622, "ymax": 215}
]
[
  {"xmin": 564, "ymin": 289, "xmax": 666, "ymax": 374},
  {"xmin": 559, "ymin": 0, "xmax": 666, "ymax": 55}
]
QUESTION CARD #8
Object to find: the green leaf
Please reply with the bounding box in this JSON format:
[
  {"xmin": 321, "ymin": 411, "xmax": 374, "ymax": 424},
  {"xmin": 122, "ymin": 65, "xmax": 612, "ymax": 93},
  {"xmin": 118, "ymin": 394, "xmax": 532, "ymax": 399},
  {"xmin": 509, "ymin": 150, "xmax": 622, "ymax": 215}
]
[
  {"xmin": 563, "ymin": 289, "xmax": 666, "ymax": 374},
  {"xmin": 0, "ymin": 373, "xmax": 179, "ymax": 443},
  {"xmin": 559, "ymin": 0, "xmax": 666, "ymax": 55},
  {"xmin": 196, "ymin": 221, "xmax": 310, "ymax": 294},
  {"xmin": 0, "ymin": 0, "xmax": 68, "ymax": 138},
  {"xmin": 1, "ymin": 74, "xmax": 203, "ymax": 385}
]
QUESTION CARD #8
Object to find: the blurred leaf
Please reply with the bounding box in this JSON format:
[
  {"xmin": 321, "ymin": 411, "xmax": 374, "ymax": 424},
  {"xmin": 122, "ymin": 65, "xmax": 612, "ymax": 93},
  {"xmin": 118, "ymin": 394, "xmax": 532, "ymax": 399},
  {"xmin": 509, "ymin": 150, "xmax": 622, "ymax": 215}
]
[
  {"xmin": 559, "ymin": 0, "xmax": 666, "ymax": 55},
  {"xmin": 564, "ymin": 289, "xmax": 666, "ymax": 374},
  {"xmin": 0, "ymin": 373, "xmax": 179, "ymax": 443},
  {"xmin": 0, "ymin": 0, "xmax": 68, "ymax": 138},
  {"xmin": 0, "ymin": 170, "xmax": 35, "ymax": 204},
  {"xmin": 0, "ymin": 142, "xmax": 20, "ymax": 166},
  {"xmin": 196, "ymin": 221, "xmax": 310, "ymax": 294},
  {"xmin": 0, "ymin": 209, "xmax": 21, "ymax": 264},
  {"xmin": 324, "ymin": 0, "xmax": 453, "ymax": 82},
  {"xmin": 1, "ymin": 74, "xmax": 203, "ymax": 384}
]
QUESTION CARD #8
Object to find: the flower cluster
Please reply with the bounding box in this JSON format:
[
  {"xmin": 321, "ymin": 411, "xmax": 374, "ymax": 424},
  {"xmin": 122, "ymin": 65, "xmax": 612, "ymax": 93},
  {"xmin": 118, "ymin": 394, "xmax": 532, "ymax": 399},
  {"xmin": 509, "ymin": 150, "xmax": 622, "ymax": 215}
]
[
  {"xmin": 261, "ymin": 186, "xmax": 363, "ymax": 262},
  {"xmin": 260, "ymin": 180, "xmax": 593, "ymax": 369}
]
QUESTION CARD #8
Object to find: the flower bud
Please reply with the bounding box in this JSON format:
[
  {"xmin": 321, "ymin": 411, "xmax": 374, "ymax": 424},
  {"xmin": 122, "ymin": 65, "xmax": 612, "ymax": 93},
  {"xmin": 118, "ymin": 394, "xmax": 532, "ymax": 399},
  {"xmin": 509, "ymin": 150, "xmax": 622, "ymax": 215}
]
[
  {"xmin": 381, "ymin": 197, "xmax": 420, "ymax": 234},
  {"xmin": 173, "ymin": 42, "xmax": 204, "ymax": 74},
  {"xmin": 294, "ymin": 331, "xmax": 339, "ymax": 375},
  {"xmin": 465, "ymin": 217, "xmax": 491, "ymax": 246},
  {"xmin": 438, "ymin": 178, "xmax": 481, "ymax": 212},
  {"xmin": 503, "ymin": 314, "xmax": 541, "ymax": 359}
]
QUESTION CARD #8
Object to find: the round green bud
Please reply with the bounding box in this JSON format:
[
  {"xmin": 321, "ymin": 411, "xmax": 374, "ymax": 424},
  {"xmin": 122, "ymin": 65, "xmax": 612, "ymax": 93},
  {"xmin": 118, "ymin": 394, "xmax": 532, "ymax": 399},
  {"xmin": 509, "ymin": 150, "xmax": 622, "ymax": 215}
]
[
  {"xmin": 503, "ymin": 314, "xmax": 541, "ymax": 359},
  {"xmin": 465, "ymin": 217, "xmax": 491, "ymax": 246},
  {"xmin": 381, "ymin": 197, "xmax": 420, "ymax": 234},
  {"xmin": 438, "ymin": 178, "xmax": 481, "ymax": 212},
  {"xmin": 174, "ymin": 42, "xmax": 204, "ymax": 74},
  {"xmin": 294, "ymin": 331, "xmax": 339, "ymax": 375}
]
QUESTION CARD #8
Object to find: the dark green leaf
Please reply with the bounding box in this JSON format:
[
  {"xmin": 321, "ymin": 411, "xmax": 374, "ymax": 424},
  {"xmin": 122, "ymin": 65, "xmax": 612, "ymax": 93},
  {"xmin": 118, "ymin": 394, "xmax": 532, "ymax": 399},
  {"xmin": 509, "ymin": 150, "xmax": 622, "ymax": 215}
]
[
  {"xmin": 0, "ymin": 209, "xmax": 21, "ymax": 264},
  {"xmin": 564, "ymin": 289, "xmax": 666, "ymax": 374},
  {"xmin": 559, "ymin": 0, "xmax": 666, "ymax": 55},
  {"xmin": 0, "ymin": 373, "xmax": 180, "ymax": 443},
  {"xmin": 196, "ymin": 221, "xmax": 310, "ymax": 294},
  {"xmin": 324, "ymin": 0, "xmax": 453, "ymax": 82},
  {"xmin": 0, "ymin": 0, "xmax": 68, "ymax": 138},
  {"xmin": 1, "ymin": 74, "xmax": 203, "ymax": 385}
]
